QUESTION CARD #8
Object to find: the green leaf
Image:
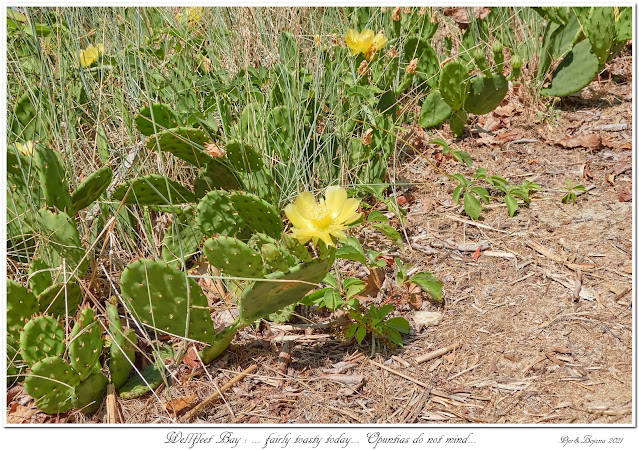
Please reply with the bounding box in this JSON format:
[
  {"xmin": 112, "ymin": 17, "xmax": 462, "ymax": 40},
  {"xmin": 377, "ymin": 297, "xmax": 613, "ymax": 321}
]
[
  {"xmin": 451, "ymin": 173, "xmax": 468, "ymax": 187},
  {"xmin": 323, "ymin": 290, "xmax": 344, "ymax": 311},
  {"xmin": 299, "ymin": 288, "xmax": 331, "ymax": 306},
  {"xmin": 386, "ymin": 329, "xmax": 404, "ymax": 346},
  {"xmin": 367, "ymin": 210, "xmax": 389, "ymax": 223},
  {"xmin": 452, "ymin": 185, "xmax": 463, "ymax": 204},
  {"xmin": 474, "ymin": 168, "xmax": 487, "ymax": 179},
  {"xmin": 336, "ymin": 245, "xmax": 367, "ymax": 264},
  {"xmin": 356, "ymin": 326, "xmax": 367, "ymax": 344},
  {"xmin": 452, "ymin": 150, "xmax": 473, "ymax": 167},
  {"xmin": 378, "ymin": 304, "xmax": 394, "ymax": 320},
  {"xmin": 504, "ymin": 194, "xmax": 518, "ymax": 217},
  {"xmin": 323, "ymin": 272, "xmax": 339, "ymax": 289},
  {"xmin": 463, "ymin": 192, "xmax": 482, "ymax": 219},
  {"xmin": 408, "ymin": 272, "xmax": 443, "ymax": 303},
  {"xmin": 427, "ymin": 138, "xmax": 450, "ymax": 154},
  {"xmin": 470, "ymin": 186, "xmax": 490, "ymax": 204},
  {"xmin": 396, "ymin": 259, "xmax": 407, "ymax": 286},
  {"xmin": 344, "ymin": 322, "xmax": 358, "ymax": 339},
  {"xmin": 370, "ymin": 223, "xmax": 403, "ymax": 247},
  {"xmin": 385, "ymin": 317, "xmax": 410, "ymax": 334}
]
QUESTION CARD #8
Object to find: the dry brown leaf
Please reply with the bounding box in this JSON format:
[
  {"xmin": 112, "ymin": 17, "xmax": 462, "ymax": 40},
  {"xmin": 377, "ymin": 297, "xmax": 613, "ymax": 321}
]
[
  {"xmin": 165, "ymin": 394, "xmax": 196, "ymax": 415},
  {"xmin": 480, "ymin": 115, "xmax": 502, "ymax": 132},
  {"xmin": 7, "ymin": 402, "xmax": 36, "ymax": 424},
  {"xmin": 444, "ymin": 7, "xmax": 470, "ymax": 24},
  {"xmin": 558, "ymin": 134, "xmax": 602, "ymax": 149},
  {"xmin": 606, "ymin": 173, "xmax": 616, "ymax": 185},
  {"xmin": 495, "ymin": 129, "xmax": 524, "ymax": 143},
  {"xmin": 617, "ymin": 185, "xmax": 632, "ymax": 202},
  {"xmin": 357, "ymin": 267, "xmax": 385, "ymax": 300},
  {"xmin": 474, "ymin": 7, "xmax": 491, "ymax": 19},
  {"xmin": 183, "ymin": 346, "xmax": 203, "ymax": 370},
  {"xmin": 528, "ymin": 159, "xmax": 539, "ymax": 165},
  {"xmin": 408, "ymin": 283, "xmax": 423, "ymax": 310},
  {"xmin": 493, "ymin": 104, "xmax": 516, "ymax": 117},
  {"xmin": 582, "ymin": 162, "xmax": 594, "ymax": 181}
]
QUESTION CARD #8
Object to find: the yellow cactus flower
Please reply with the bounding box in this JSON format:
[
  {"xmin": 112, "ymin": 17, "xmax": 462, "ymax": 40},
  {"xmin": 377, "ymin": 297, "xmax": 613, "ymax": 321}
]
[
  {"xmin": 284, "ymin": 186, "xmax": 361, "ymax": 247},
  {"xmin": 75, "ymin": 43, "xmax": 104, "ymax": 68},
  {"xmin": 185, "ymin": 7, "xmax": 204, "ymax": 25},
  {"xmin": 15, "ymin": 141, "xmax": 36, "ymax": 157},
  {"xmin": 345, "ymin": 28, "xmax": 387, "ymax": 60}
]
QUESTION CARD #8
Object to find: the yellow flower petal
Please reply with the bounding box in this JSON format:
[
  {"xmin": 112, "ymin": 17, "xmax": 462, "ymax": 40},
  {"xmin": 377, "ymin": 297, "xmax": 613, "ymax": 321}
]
[
  {"xmin": 335, "ymin": 198, "xmax": 360, "ymax": 224},
  {"xmin": 373, "ymin": 33, "xmax": 388, "ymax": 51},
  {"xmin": 293, "ymin": 191, "xmax": 317, "ymax": 218},
  {"xmin": 284, "ymin": 204, "xmax": 312, "ymax": 229},
  {"xmin": 360, "ymin": 29, "xmax": 375, "ymax": 54},
  {"xmin": 325, "ymin": 186, "xmax": 347, "ymax": 218}
]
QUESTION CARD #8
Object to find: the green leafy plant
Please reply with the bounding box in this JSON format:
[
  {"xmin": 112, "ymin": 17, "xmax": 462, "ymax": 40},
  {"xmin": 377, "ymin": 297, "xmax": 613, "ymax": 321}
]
[{"xmin": 561, "ymin": 179, "xmax": 587, "ymax": 204}]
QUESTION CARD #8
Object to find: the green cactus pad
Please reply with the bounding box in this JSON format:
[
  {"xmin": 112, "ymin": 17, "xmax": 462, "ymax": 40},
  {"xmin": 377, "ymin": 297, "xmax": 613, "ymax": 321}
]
[
  {"xmin": 242, "ymin": 169, "xmax": 278, "ymax": 206},
  {"xmin": 72, "ymin": 372, "xmax": 109, "ymax": 413},
  {"xmin": 196, "ymin": 189, "xmax": 244, "ymax": 237},
  {"xmin": 7, "ymin": 279, "xmax": 38, "ymax": 339},
  {"xmin": 135, "ymin": 103, "xmax": 180, "ymax": 136},
  {"xmin": 28, "ymin": 258, "xmax": 53, "ymax": 298},
  {"xmin": 403, "ymin": 37, "xmax": 439, "ymax": 86},
  {"xmin": 33, "ymin": 146, "xmax": 74, "ymax": 214},
  {"xmin": 107, "ymin": 304, "xmax": 137, "ymax": 389},
  {"xmin": 147, "ymin": 126, "xmax": 213, "ymax": 168},
  {"xmin": 7, "ymin": 334, "xmax": 27, "ymax": 386},
  {"xmin": 20, "ymin": 315, "xmax": 65, "ymax": 367},
  {"xmin": 229, "ymin": 191, "xmax": 283, "ymax": 238},
  {"xmin": 200, "ymin": 323, "xmax": 241, "ymax": 364},
  {"xmin": 69, "ymin": 308, "xmax": 103, "ymax": 381},
  {"xmin": 449, "ymin": 110, "xmax": 468, "ymax": 139},
  {"xmin": 225, "ymin": 141, "xmax": 264, "ymax": 172},
  {"xmin": 7, "ymin": 151, "xmax": 41, "ymax": 245},
  {"xmin": 118, "ymin": 364, "xmax": 164, "ymax": 399},
  {"xmin": 203, "ymin": 236, "xmax": 264, "ymax": 278},
  {"xmin": 112, "ymin": 174, "xmax": 195, "ymax": 206},
  {"xmin": 586, "ymin": 7, "xmax": 615, "ymax": 69},
  {"xmin": 541, "ymin": 39, "xmax": 599, "ymax": 97},
  {"xmin": 37, "ymin": 281, "xmax": 81, "ymax": 317},
  {"xmin": 24, "ymin": 356, "xmax": 79, "ymax": 414},
  {"xmin": 419, "ymin": 90, "xmax": 453, "ymax": 128},
  {"xmin": 267, "ymin": 303, "xmax": 296, "ymax": 323},
  {"xmin": 162, "ymin": 214, "xmax": 204, "ymax": 264},
  {"xmin": 36, "ymin": 208, "xmax": 87, "ymax": 278},
  {"xmin": 194, "ymin": 160, "xmax": 243, "ymax": 199},
  {"xmin": 439, "ymin": 61, "xmax": 469, "ymax": 110},
  {"xmin": 12, "ymin": 90, "xmax": 44, "ymax": 142},
  {"xmin": 239, "ymin": 257, "xmax": 331, "ymax": 324},
  {"xmin": 71, "ymin": 166, "xmax": 113, "ymax": 212},
  {"xmin": 464, "ymin": 73, "xmax": 508, "ymax": 115},
  {"xmin": 121, "ymin": 259, "xmax": 215, "ymax": 343},
  {"xmin": 616, "ymin": 7, "xmax": 632, "ymax": 41},
  {"xmin": 281, "ymin": 234, "xmax": 312, "ymax": 263}
]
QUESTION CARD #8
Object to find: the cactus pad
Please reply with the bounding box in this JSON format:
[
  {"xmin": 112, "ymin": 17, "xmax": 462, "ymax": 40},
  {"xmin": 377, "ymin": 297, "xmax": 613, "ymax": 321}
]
[
  {"xmin": 28, "ymin": 258, "xmax": 53, "ymax": 298},
  {"xmin": 7, "ymin": 279, "xmax": 38, "ymax": 339},
  {"xmin": 69, "ymin": 308, "xmax": 103, "ymax": 381},
  {"xmin": 118, "ymin": 364, "xmax": 165, "ymax": 399},
  {"xmin": 107, "ymin": 304, "xmax": 137, "ymax": 389},
  {"xmin": 23, "ymin": 356, "xmax": 80, "ymax": 414},
  {"xmin": 541, "ymin": 39, "xmax": 599, "ymax": 97},
  {"xmin": 196, "ymin": 189, "xmax": 244, "ymax": 237},
  {"xmin": 225, "ymin": 141, "xmax": 264, "ymax": 172},
  {"xmin": 121, "ymin": 259, "xmax": 216, "ymax": 342},
  {"xmin": 162, "ymin": 208, "xmax": 204, "ymax": 263},
  {"xmin": 439, "ymin": 61, "xmax": 469, "ymax": 110},
  {"xmin": 147, "ymin": 126, "xmax": 213, "ymax": 168},
  {"xmin": 281, "ymin": 234, "xmax": 312, "ymax": 263},
  {"xmin": 34, "ymin": 146, "xmax": 74, "ymax": 214},
  {"xmin": 194, "ymin": 160, "xmax": 243, "ymax": 199},
  {"xmin": 464, "ymin": 74, "xmax": 508, "ymax": 115},
  {"xmin": 419, "ymin": 90, "xmax": 453, "ymax": 128},
  {"xmin": 239, "ymin": 257, "xmax": 331, "ymax": 324},
  {"xmin": 200, "ymin": 323, "xmax": 241, "ymax": 364},
  {"xmin": 135, "ymin": 103, "xmax": 179, "ymax": 136},
  {"xmin": 36, "ymin": 208, "xmax": 87, "ymax": 278},
  {"xmin": 449, "ymin": 110, "xmax": 468, "ymax": 139},
  {"xmin": 20, "ymin": 315, "xmax": 65, "ymax": 366},
  {"xmin": 37, "ymin": 281, "xmax": 81, "ymax": 317},
  {"xmin": 112, "ymin": 174, "xmax": 195, "ymax": 206},
  {"xmin": 203, "ymin": 236, "xmax": 264, "ymax": 278},
  {"xmin": 72, "ymin": 372, "xmax": 108, "ymax": 413},
  {"xmin": 586, "ymin": 7, "xmax": 615, "ymax": 69},
  {"xmin": 71, "ymin": 166, "xmax": 113, "ymax": 212},
  {"xmin": 403, "ymin": 37, "xmax": 439, "ymax": 85},
  {"xmin": 229, "ymin": 191, "xmax": 283, "ymax": 238}
]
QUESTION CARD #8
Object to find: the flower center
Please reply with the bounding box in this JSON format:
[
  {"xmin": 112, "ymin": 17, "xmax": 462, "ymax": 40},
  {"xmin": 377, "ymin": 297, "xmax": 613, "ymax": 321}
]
[{"xmin": 308, "ymin": 203, "xmax": 332, "ymax": 228}]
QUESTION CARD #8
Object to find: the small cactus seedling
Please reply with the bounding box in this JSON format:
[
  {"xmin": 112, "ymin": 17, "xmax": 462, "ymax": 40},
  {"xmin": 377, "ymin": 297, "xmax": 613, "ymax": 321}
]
[
  {"xmin": 419, "ymin": 90, "xmax": 452, "ymax": 128},
  {"xmin": 147, "ymin": 126, "xmax": 213, "ymax": 168},
  {"xmin": 135, "ymin": 103, "xmax": 180, "ymax": 136},
  {"xmin": 112, "ymin": 174, "xmax": 195, "ymax": 207},
  {"xmin": 71, "ymin": 166, "xmax": 113, "ymax": 212}
]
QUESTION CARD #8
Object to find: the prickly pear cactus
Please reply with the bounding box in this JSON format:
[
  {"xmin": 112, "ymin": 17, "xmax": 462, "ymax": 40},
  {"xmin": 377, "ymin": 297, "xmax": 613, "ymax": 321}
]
[
  {"xmin": 419, "ymin": 90, "xmax": 452, "ymax": 128},
  {"xmin": 403, "ymin": 36, "xmax": 439, "ymax": 86},
  {"xmin": 20, "ymin": 315, "xmax": 66, "ymax": 366},
  {"xmin": 439, "ymin": 60, "xmax": 469, "ymax": 111},
  {"xmin": 7, "ymin": 280, "xmax": 38, "ymax": 339},
  {"xmin": 449, "ymin": 110, "xmax": 468, "ymax": 139},
  {"xmin": 239, "ymin": 257, "xmax": 332, "ymax": 324},
  {"xmin": 107, "ymin": 304, "xmax": 137, "ymax": 389},
  {"xmin": 194, "ymin": 159, "xmax": 243, "ymax": 199},
  {"xmin": 112, "ymin": 174, "xmax": 195, "ymax": 206},
  {"xmin": 196, "ymin": 189, "xmax": 245, "ymax": 237},
  {"xmin": 225, "ymin": 141, "xmax": 264, "ymax": 172},
  {"xmin": 71, "ymin": 166, "xmax": 113, "ymax": 212},
  {"xmin": 68, "ymin": 308, "xmax": 103, "ymax": 380},
  {"xmin": 585, "ymin": 7, "xmax": 615, "ymax": 69},
  {"xmin": 36, "ymin": 208, "xmax": 88, "ymax": 278},
  {"xmin": 34, "ymin": 146, "xmax": 74, "ymax": 214},
  {"xmin": 541, "ymin": 39, "xmax": 599, "ymax": 97},
  {"xmin": 72, "ymin": 372, "xmax": 109, "ymax": 413},
  {"xmin": 118, "ymin": 363, "xmax": 165, "ymax": 399},
  {"xmin": 229, "ymin": 191, "xmax": 283, "ymax": 238},
  {"xmin": 135, "ymin": 103, "xmax": 180, "ymax": 136},
  {"xmin": 37, "ymin": 281, "xmax": 81, "ymax": 317},
  {"xmin": 464, "ymin": 74, "xmax": 508, "ymax": 115},
  {"xmin": 28, "ymin": 258, "xmax": 52, "ymax": 298},
  {"xmin": 23, "ymin": 356, "xmax": 80, "ymax": 414},
  {"xmin": 162, "ymin": 208, "xmax": 204, "ymax": 264},
  {"xmin": 147, "ymin": 126, "xmax": 213, "ymax": 168},
  {"xmin": 121, "ymin": 259, "xmax": 216, "ymax": 343},
  {"xmin": 203, "ymin": 236, "xmax": 264, "ymax": 278}
]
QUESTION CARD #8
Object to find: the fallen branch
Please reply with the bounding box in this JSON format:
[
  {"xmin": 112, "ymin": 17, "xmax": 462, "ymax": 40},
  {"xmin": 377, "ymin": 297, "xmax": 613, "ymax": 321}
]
[{"xmin": 415, "ymin": 342, "xmax": 461, "ymax": 364}]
